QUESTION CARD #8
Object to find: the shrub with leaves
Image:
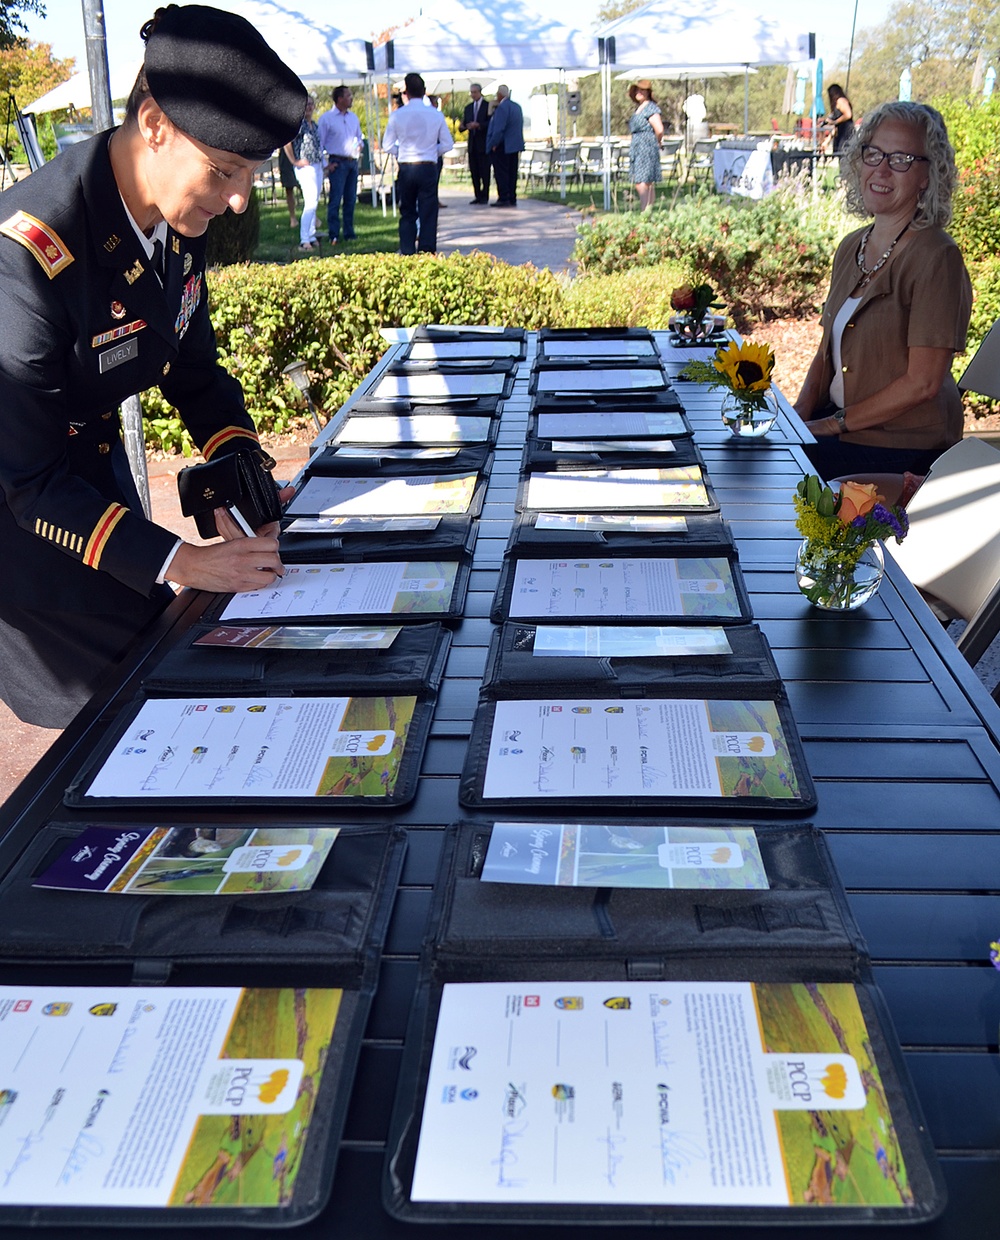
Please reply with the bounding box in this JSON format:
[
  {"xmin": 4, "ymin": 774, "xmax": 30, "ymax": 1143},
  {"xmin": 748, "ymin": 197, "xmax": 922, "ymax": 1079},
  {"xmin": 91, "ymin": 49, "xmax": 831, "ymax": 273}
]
[
  {"xmin": 205, "ymin": 187, "xmax": 261, "ymax": 267},
  {"xmin": 573, "ymin": 185, "xmax": 844, "ymax": 327},
  {"xmin": 141, "ymin": 252, "xmax": 563, "ymax": 449}
]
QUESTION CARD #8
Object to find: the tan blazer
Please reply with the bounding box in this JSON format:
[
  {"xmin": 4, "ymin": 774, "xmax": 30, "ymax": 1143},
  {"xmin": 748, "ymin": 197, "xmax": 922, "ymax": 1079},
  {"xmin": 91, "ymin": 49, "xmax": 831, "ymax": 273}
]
[{"xmin": 815, "ymin": 224, "xmax": 972, "ymax": 450}]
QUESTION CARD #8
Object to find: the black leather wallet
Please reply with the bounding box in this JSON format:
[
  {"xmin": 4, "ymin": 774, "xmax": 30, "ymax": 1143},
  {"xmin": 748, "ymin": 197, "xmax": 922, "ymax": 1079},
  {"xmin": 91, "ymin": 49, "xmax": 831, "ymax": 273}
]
[{"xmin": 177, "ymin": 448, "xmax": 281, "ymax": 539}]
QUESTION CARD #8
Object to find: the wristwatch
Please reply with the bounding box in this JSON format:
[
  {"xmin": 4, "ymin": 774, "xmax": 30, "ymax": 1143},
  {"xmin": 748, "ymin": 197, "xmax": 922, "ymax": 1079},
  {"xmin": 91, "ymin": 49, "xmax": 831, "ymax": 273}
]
[{"xmin": 831, "ymin": 408, "xmax": 848, "ymax": 433}]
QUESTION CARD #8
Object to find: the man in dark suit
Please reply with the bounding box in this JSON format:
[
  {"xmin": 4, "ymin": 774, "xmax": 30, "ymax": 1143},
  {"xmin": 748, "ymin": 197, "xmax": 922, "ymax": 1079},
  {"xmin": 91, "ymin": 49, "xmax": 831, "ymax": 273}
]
[
  {"xmin": 459, "ymin": 82, "xmax": 490, "ymax": 205},
  {"xmin": 485, "ymin": 84, "xmax": 525, "ymax": 207}
]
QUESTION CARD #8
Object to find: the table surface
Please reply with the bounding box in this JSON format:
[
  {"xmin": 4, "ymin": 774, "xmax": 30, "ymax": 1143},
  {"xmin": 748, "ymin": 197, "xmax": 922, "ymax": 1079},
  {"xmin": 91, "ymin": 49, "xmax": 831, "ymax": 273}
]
[{"xmin": 1, "ymin": 333, "xmax": 999, "ymax": 1238}]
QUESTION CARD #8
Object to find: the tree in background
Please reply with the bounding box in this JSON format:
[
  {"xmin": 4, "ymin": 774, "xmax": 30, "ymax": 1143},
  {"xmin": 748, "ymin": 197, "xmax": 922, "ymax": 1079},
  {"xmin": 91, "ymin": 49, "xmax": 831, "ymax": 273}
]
[
  {"xmin": 0, "ymin": 0, "xmax": 44, "ymax": 51},
  {"xmin": 1, "ymin": 38, "xmax": 73, "ymax": 107},
  {"xmin": 595, "ymin": 0, "xmax": 643, "ymax": 22},
  {"xmin": 1, "ymin": 38, "xmax": 74, "ymax": 162},
  {"xmin": 845, "ymin": 0, "xmax": 1000, "ymax": 110}
]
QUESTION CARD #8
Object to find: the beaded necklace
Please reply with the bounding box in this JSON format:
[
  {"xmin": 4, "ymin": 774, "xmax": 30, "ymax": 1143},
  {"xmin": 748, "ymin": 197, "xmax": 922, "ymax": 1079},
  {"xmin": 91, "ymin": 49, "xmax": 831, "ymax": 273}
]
[{"xmin": 855, "ymin": 221, "xmax": 910, "ymax": 290}]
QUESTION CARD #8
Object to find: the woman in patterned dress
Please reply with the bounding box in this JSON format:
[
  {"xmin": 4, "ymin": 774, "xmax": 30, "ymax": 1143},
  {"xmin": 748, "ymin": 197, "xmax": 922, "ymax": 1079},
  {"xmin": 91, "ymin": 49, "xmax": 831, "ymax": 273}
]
[{"xmin": 628, "ymin": 80, "xmax": 664, "ymax": 211}]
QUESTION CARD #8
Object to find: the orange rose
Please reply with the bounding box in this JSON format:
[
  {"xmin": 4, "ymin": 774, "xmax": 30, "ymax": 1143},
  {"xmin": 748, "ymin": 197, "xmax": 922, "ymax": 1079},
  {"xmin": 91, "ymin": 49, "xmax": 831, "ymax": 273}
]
[
  {"xmin": 671, "ymin": 285, "xmax": 695, "ymax": 311},
  {"xmin": 837, "ymin": 481, "xmax": 879, "ymax": 524}
]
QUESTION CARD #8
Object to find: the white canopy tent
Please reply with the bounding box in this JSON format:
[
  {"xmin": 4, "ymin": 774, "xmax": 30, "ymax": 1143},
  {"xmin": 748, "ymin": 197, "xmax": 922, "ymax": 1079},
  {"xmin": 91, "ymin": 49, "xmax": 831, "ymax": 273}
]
[
  {"xmin": 24, "ymin": 66, "xmax": 139, "ymax": 115},
  {"xmin": 371, "ymin": 0, "xmax": 593, "ymax": 75},
  {"xmin": 27, "ymin": 0, "xmax": 369, "ymax": 115},
  {"xmin": 598, "ymin": 0, "xmax": 811, "ymax": 70},
  {"xmin": 370, "ymin": 0, "xmax": 595, "ymax": 198},
  {"xmin": 595, "ymin": 0, "xmax": 813, "ymax": 207}
]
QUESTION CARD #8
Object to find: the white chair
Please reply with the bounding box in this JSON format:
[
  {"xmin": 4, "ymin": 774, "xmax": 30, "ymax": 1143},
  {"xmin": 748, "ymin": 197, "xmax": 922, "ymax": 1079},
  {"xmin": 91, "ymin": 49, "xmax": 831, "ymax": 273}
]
[
  {"xmin": 887, "ymin": 437, "xmax": 1000, "ymax": 665},
  {"xmin": 959, "ymin": 317, "xmax": 1000, "ymax": 401}
]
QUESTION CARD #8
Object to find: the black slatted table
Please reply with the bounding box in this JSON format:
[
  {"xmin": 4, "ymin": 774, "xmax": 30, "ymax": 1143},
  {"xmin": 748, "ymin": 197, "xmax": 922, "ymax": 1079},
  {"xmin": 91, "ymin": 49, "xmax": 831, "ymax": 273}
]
[{"xmin": 0, "ymin": 331, "xmax": 997, "ymax": 1239}]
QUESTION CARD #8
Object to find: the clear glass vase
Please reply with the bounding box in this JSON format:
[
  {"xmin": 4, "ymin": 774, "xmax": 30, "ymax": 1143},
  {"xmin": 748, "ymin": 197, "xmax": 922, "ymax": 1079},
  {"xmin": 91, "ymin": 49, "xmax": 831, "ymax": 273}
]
[
  {"xmin": 673, "ymin": 312, "xmax": 717, "ymax": 342},
  {"xmin": 795, "ymin": 539, "xmax": 885, "ymax": 611},
  {"xmin": 721, "ymin": 390, "xmax": 778, "ymax": 439}
]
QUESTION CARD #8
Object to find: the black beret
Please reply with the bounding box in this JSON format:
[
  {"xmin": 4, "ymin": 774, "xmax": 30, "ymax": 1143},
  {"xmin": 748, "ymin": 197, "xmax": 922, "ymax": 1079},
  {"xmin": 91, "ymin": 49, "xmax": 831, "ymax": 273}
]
[{"xmin": 143, "ymin": 4, "xmax": 307, "ymax": 161}]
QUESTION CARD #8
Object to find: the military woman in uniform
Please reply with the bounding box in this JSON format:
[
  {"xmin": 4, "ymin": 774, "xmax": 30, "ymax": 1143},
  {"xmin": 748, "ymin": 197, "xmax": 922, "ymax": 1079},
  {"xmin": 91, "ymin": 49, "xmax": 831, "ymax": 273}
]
[{"xmin": 0, "ymin": 5, "xmax": 306, "ymax": 727}]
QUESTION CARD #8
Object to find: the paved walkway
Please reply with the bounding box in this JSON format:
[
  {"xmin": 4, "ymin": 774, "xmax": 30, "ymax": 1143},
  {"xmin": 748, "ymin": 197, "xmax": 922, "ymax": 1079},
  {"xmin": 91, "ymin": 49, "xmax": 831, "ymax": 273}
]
[{"xmin": 435, "ymin": 182, "xmax": 580, "ymax": 273}]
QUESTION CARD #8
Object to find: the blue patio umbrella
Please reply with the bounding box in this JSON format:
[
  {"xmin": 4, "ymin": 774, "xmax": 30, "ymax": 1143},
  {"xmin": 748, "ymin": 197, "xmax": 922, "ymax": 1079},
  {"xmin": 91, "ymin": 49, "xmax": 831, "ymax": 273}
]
[
  {"xmin": 794, "ymin": 68, "xmax": 808, "ymax": 114},
  {"xmin": 899, "ymin": 66, "xmax": 912, "ymax": 101},
  {"xmin": 812, "ymin": 56, "xmax": 823, "ymax": 120}
]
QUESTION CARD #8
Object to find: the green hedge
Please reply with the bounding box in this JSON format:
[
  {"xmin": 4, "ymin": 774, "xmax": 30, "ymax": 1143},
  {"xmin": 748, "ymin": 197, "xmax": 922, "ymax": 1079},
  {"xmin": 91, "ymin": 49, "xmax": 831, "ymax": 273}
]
[
  {"xmin": 563, "ymin": 260, "xmax": 690, "ymax": 327},
  {"xmin": 141, "ymin": 235, "xmax": 1000, "ymax": 450},
  {"xmin": 572, "ymin": 188, "xmax": 843, "ymax": 327},
  {"xmin": 141, "ymin": 252, "xmax": 563, "ymax": 450}
]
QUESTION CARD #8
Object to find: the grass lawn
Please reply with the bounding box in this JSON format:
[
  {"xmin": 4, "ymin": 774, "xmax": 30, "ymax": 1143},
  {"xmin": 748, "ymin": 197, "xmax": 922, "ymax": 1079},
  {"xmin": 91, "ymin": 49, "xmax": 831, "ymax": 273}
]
[
  {"xmin": 254, "ymin": 174, "xmax": 601, "ymax": 264},
  {"xmin": 256, "ymin": 192, "xmax": 402, "ymax": 264}
]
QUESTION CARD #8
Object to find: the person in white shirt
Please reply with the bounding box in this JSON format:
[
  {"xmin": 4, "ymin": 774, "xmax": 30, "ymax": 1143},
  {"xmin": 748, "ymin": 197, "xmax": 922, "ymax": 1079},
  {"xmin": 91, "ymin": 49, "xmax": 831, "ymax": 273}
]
[
  {"xmin": 381, "ymin": 73, "xmax": 453, "ymax": 254},
  {"xmin": 317, "ymin": 85, "xmax": 363, "ymax": 245}
]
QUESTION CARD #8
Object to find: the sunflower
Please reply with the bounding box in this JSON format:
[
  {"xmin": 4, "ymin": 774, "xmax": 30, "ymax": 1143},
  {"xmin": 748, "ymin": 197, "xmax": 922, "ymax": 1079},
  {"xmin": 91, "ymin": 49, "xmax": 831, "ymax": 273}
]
[{"xmin": 713, "ymin": 340, "xmax": 775, "ymax": 393}]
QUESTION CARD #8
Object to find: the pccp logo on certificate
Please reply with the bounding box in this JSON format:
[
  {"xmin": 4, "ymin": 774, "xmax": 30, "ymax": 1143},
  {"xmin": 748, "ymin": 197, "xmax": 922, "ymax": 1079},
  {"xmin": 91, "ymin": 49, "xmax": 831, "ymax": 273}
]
[
  {"xmin": 709, "ymin": 730, "xmax": 776, "ymax": 758},
  {"xmin": 760, "ymin": 1053, "xmax": 865, "ymax": 1110},
  {"xmin": 329, "ymin": 729, "xmax": 395, "ymax": 757},
  {"xmin": 197, "ymin": 1058, "xmax": 305, "ymax": 1114}
]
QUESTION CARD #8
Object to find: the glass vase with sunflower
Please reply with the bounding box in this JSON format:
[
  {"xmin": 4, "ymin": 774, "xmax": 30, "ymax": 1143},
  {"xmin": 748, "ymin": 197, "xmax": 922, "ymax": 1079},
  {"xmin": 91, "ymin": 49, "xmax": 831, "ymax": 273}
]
[{"xmin": 681, "ymin": 340, "xmax": 778, "ymax": 438}]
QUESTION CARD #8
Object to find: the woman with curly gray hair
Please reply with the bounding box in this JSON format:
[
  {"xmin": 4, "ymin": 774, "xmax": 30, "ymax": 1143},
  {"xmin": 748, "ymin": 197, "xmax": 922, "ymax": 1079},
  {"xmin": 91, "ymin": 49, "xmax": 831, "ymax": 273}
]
[{"xmin": 794, "ymin": 101, "xmax": 972, "ymax": 479}]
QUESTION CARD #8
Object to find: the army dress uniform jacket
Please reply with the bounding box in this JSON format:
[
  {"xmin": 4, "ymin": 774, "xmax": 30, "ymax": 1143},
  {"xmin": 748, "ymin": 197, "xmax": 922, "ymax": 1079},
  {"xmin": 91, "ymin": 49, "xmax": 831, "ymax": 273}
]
[{"xmin": 0, "ymin": 129, "xmax": 262, "ymax": 619}]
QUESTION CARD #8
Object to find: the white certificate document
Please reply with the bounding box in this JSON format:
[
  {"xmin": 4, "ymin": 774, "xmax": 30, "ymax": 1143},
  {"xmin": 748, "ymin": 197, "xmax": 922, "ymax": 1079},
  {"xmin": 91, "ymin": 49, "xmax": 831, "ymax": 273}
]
[
  {"xmin": 480, "ymin": 698, "xmax": 803, "ymax": 803},
  {"xmin": 408, "ymin": 341, "xmax": 522, "ymax": 360},
  {"xmin": 534, "ymin": 369, "xmax": 664, "ymax": 393},
  {"xmin": 83, "ymin": 695, "xmax": 417, "ymax": 800},
  {"xmin": 539, "ymin": 339, "xmax": 657, "ymax": 360},
  {"xmin": 284, "ymin": 516, "xmax": 440, "ymax": 534},
  {"xmin": 287, "ymin": 473, "xmax": 477, "ymax": 517},
  {"xmin": 537, "ymin": 412, "xmax": 687, "ymax": 438},
  {"xmin": 549, "ymin": 440, "xmax": 676, "ymax": 453},
  {"xmin": 410, "ymin": 980, "xmax": 911, "ymax": 1208},
  {"xmin": 531, "ymin": 626, "xmax": 733, "ymax": 658},
  {"xmin": 220, "ymin": 562, "xmax": 458, "ymax": 621},
  {"xmin": 481, "ymin": 823, "xmax": 767, "ymax": 889},
  {"xmin": 509, "ymin": 559, "xmax": 740, "ymax": 620},
  {"xmin": 533, "ymin": 513, "xmax": 688, "ymax": 533},
  {"xmin": 332, "ymin": 446, "xmax": 459, "ymax": 460},
  {"xmin": 0, "ymin": 985, "xmax": 342, "ymax": 1209},
  {"xmin": 334, "ymin": 415, "xmax": 491, "ymax": 445},
  {"xmin": 372, "ymin": 373, "xmax": 506, "ymax": 398},
  {"xmin": 525, "ymin": 468, "xmax": 709, "ymax": 510}
]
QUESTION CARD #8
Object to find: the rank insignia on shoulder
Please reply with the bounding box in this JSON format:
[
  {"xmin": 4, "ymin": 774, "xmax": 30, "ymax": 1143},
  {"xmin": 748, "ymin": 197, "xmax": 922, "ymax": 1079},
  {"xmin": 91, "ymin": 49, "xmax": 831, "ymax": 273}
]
[
  {"xmin": 171, "ymin": 236, "xmax": 180, "ymax": 254},
  {"xmin": 183, "ymin": 252, "xmax": 193, "ymax": 275},
  {"xmin": 124, "ymin": 259, "xmax": 144, "ymax": 285},
  {"xmin": 0, "ymin": 211, "xmax": 74, "ymax": 278}
]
